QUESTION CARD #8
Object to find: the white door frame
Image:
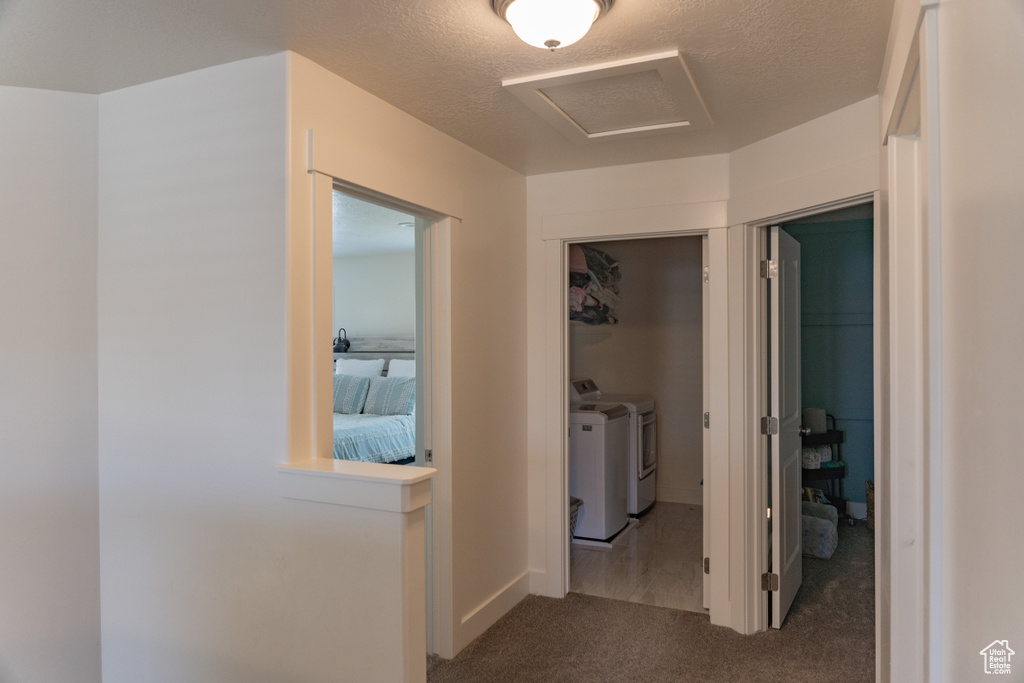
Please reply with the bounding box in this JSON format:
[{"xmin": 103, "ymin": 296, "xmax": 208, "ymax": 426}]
[
  {"xmin": 739, "ymin": 193, "xmax": 878, "ymax": 633},
  {"xmin": 418, "ymin": 215, "xmax": 455, "ymax": 658},
  {"xmin": 303, "ymin": 133, "xmax": 457, "ymax": 659},
  {"xmin": 536, "ymin": 201, "xmax": 731, "ymax": 623},
  {"xmin": 882, "ymin": 7, "xmax": 941, "ymax": 681}
]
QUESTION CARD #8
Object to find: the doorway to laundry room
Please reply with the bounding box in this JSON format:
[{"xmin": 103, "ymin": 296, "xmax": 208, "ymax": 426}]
[
  {"xmin": 762, "ymin": 202, "xmax": 876, "ymax": 630},
  {"xmin": 567, "ymin": 234, "xmax": 708, "ymax": 613}
]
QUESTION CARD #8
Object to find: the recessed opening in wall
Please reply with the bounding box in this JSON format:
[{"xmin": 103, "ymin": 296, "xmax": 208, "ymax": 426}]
[
  {"xmin": 783, "ymin": 203, "xmax": 875, "ymax": 523},
  {"xmin": 762, "ymin": 201, "xmax": 876, "ymax": 633},
  {"xmin": 566, "ymin": 234, "xmax": 708, "ymax": 613},
  {"xmin": 330, "ymin": 189, "xmax": 421, "ymax": 466}
]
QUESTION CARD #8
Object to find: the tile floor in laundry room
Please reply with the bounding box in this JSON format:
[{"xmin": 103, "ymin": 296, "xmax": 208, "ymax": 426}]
[{"xmin": 570, "ymin": 501, "xmax": 705, "ymax": 613}]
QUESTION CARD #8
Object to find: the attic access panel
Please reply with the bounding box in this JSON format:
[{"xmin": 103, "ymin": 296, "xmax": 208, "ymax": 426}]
[{"xmin": 502, "ymin": 51, "xmax": 712, "ymax": 144}]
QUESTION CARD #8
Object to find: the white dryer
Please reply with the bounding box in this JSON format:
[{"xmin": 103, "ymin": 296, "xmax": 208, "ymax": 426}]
[
  {"xmin": 569, "ymin": 404, "xmax": 630, "ymax": 542},
  {"xmin": 571, "ymin": 379, "xmax": 657, "ymax": 516}
]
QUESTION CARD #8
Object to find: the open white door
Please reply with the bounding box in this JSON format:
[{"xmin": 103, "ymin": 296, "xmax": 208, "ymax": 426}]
[{"xmin": 770, "ymin": 225, "xmax": 802, "ymax": 628}]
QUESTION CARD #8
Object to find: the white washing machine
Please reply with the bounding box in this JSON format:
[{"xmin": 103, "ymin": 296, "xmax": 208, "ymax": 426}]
[
  {"xmin": 569, "ymin": 404, "xmax": 630, "ymax": 542},
  {"xmin": 571, "ymin": 379, "xmax": 657, "ymax": 516}
]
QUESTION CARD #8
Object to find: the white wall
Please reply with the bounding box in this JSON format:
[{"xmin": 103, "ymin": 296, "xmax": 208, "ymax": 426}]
[
  {"xmin": 725, "ymin": 95, "xmax": 882, "ymax": 632},
  {"xmin": 729, "ymin": 96, "xmax": 880, "ymax": 225},
  {"xmin": 99, "ymin": 50, "xmax": 514, "ymax": 681},
  {"xmin": 97, "ymin": 56, "xmax": 312, "ymax": 681},
  {"xmin": 571, "ymin": 237, "xmax": 704, "ymax": 504},
  {"xmin": 0, "ymin": 86, "xmax": 101, "ymax": 683},
  {"xmin": 333, "ymin": 250, "xmax": 415, "ymax": 338},
  {"xmin": 92, "ymin": 46, "xmax": 528, "ymax": 679},
  {"xmin": 288, "ymin": 53, "xmax": 529, "ymax": 655},
  {"xmin": 526, "ymin": 155, "xmax": 729, "ymax": 598},
  {"xmin": 936, "ymin": 2, "xmax": 1024, "ymax": 679}
]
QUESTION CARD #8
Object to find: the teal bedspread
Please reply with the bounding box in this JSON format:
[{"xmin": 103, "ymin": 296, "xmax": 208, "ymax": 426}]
[{"xmin": 332, "ymin": 413, "xmax": 415, "ymax": 463}]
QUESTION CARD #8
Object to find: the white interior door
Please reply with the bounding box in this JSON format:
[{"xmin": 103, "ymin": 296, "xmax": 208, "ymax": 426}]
[{"xmin": 770, "ymin": 225, "xmax": 802, "ymax": 628}]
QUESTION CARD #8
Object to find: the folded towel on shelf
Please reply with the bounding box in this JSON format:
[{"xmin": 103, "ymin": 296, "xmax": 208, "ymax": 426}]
[{"xmin": 816, "ymin": 444, "xmax": 832, "ymax": 463}]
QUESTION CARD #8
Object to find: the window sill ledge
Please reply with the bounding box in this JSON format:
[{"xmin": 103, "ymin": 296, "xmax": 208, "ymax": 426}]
[{"xmin": 277, "ymin": 458, "xmax": 436, "ymax": 513}]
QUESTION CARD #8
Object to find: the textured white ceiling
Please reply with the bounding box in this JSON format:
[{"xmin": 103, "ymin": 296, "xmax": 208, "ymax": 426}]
[
  {"xmin": 332, "ymin": 191, "xmax": 415, "ymax": 257},
  {"xmin": 0, "ymin": 0, "xmax": 894, "ymax": 175}
]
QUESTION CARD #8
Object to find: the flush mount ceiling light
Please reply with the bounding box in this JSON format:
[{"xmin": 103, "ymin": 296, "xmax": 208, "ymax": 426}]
[{"xmin": 491, "ymin": 0, "xmax": 615, "ymax": 50}]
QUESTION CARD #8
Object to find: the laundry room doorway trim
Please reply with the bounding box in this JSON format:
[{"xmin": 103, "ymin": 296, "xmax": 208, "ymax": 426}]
[{"xmin": 535, "ymin": 200, "xmax": 731, "ymax": 629}]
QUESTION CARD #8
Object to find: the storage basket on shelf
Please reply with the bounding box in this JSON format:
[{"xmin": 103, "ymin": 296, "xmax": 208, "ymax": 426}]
[{"xmin": 569, "ymin": 496, "xmax": 583, "ymax": 541}]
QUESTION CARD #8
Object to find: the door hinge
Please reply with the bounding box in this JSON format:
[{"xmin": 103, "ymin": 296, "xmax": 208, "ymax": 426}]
[
  {"xmin": 704, "ymin": 557, "xmax": 710, "ymax": 574},
  {"xmin": 760, "ymin": 259, "xmax": 777, "ymax": 279},
  {"xmin": 760, "ymin": 416, "xmax": 778, "ymax": 435},
  {"xmin": 761, "ymin": 572, "xmax": 779, "ymax": 592},
  {"xmin": 703, "ymin": 412, "xmax": 710, "ymax": 429},
  {"xmin": 424, "ymin": 449, "xmax": 433, "ymax": 464},
  {"xmin": 702, "ymin": 265, "xmax": 710, "ymax": 283}
]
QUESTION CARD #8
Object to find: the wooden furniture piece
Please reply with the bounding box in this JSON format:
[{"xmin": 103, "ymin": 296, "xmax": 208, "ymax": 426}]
[
  {"xmin": 801, "ymin": 414, "xmax": 846, "ymax": 514},
  {"xmin": 334, "ymin": 335, "xmax": 415, "ymax": 370}
]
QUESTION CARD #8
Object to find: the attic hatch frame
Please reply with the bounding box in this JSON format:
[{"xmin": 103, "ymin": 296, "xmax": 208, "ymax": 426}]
[{"xmin": 502, "ymin": 50, "xmax": 712, "ymax": 144}]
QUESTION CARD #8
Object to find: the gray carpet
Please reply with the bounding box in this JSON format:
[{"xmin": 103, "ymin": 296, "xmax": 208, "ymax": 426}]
[{"xmin": 428, "ymin": 520, "xmax": 874, "ymax": 682}]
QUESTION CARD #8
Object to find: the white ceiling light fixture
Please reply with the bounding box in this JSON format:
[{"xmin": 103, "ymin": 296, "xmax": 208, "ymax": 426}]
[{"xmin": 491, "ymin": 0, "xmax": 615, "ymax": 50}]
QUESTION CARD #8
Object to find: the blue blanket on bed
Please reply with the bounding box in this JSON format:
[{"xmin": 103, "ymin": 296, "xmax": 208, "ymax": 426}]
[{"xmin": 333, "ymin": 413, "xmax": 415, "ymax": 463}]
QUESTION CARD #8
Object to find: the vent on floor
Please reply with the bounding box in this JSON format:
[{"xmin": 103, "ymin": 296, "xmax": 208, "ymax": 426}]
[{"xmin": 503, "ymin": 51, "xmax": 712, "ymax": 143}]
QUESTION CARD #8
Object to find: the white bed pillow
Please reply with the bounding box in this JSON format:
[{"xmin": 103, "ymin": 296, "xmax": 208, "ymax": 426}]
[
  {"xmin": 386, "ymin": 359, "xmax": 416, "ymax": 377},
  {"xmin": 335, "ymin": 358, "xmax": 385, "ymax": 377}
]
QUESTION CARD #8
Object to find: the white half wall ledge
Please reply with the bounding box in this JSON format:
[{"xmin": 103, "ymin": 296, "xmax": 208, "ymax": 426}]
[{"xmin": 277, "ymin": 459, "xmax": 436, "ymax": 512}]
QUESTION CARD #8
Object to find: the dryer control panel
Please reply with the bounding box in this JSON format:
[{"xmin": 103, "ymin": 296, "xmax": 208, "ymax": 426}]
[{"xmin": 571, "ymin": 378, "xmax": 601, "ymax": 402}]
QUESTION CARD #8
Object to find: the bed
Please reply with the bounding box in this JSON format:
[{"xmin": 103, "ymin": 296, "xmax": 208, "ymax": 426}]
[
  {"xmin": 332, "ymin": 413, "xmax": 416, "ymax": 463},
  {"xmin": 332, "ymin": 336, "xmax": 417, "ymax": 465}
]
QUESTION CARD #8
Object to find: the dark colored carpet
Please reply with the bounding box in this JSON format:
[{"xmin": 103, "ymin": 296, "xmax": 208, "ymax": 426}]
[{"xmin": 428, "ymin": 520, "xmax": 874, "ymax": 682}]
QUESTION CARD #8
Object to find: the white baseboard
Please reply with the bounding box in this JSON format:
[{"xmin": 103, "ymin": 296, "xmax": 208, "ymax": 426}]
[
  {"xmin": 455, "ymin": 569, "xmax": 530, "ymax": 654},
  {"xmin": 847, "ymin": 501, "xmax": 867, "ymax": 519},
  {"xmin": 656, "ymin": 484, "xmax": 703, "ymax": 505}
]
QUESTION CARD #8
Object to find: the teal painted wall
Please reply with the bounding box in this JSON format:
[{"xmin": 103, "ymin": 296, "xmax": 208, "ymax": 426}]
[{"xmin": 784, "ymin": 219, "xmax": 873, "ymax": 504}]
